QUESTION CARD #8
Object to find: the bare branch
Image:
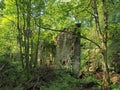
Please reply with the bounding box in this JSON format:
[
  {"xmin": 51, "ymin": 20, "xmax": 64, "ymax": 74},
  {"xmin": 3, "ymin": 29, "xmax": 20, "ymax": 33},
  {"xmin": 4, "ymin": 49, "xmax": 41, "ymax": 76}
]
[
  {"xmin": 80, "ymin": 35, "xmax": 102, "ymax": 50},
  {"xmin": 86, "ymin": 9, "xmax": 96, "ymax": 17},
  {"xmin": 2, "ymin": 15, "xmax": 15, "ymax": 24},
  {"xmin": 40, "ymin": 27, "xmax": 68, "ymax": 33}
]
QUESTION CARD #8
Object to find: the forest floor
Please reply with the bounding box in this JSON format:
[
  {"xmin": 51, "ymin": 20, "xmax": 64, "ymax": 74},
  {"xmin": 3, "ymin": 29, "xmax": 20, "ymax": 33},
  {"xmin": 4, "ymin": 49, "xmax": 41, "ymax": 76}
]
[{"xmin": 0, "ymin": 60, "xmax": 120, "ymax": 90}]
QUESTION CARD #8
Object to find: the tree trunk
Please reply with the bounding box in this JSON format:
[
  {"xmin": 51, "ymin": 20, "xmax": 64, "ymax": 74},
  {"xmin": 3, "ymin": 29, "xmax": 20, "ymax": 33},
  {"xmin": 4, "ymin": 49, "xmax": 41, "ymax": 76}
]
[
  {"xmin": 92, "ymin": 0, "xmax": 110, "ymax": 89},
  {"xmin": 25, "ymin": 0, "xmax": 31, "ymax": 76},
  {"xmin": 102, "ymin": 42, "xmax": 110, "ymax": 90},
  {"xmin": 34, "ymin": 21, "xmax": 41, "ymax": 67},
  {"xmin": 101, "ymin": 0, "xmax": 110, "ymax": 89},
  {"xmin": 15, "ymin": 0, "xmax": 24, "ymax": 68}
]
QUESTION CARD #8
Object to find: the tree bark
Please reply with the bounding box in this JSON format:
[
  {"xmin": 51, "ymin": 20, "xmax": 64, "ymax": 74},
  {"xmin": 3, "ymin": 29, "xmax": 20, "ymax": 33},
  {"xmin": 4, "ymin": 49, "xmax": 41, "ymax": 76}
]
[
  {"xmin": 15, "ymin": 0, "xmax": 24, "ymax": 68},
  {"xmin": 92, "ymin": 0, "xmax": 110, "ymax": 89},
  {"xmin": 101, "ymin": 0, "xmax": 110, "ymax": 89},
  {"xmin": 34, "ymin": 20, "xmax": 41, "ymax": 67}
]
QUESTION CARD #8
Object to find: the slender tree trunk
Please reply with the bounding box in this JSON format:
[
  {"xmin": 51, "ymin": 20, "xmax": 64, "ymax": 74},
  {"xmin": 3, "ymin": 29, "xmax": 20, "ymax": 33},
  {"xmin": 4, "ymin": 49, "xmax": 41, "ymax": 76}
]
[
  {"xmin": 30, "ymin": 36, "xmax": 34, "ymax": 68},
  {"xmin": 34, "ymin": 21, "xmax": 41, "ymax": 67},
  {"xmin": 101, "ymin": 0, "xmax": 110, "ymax": 89},
  {"xmin": 15, "ymin": 0, "xmax": 24, "ymax": 68},
  {"xmin": 25, "ymin": 0, "xmax": 31, "ymax": 75},
  {"xmin": 92, "ymin": 0, "xmax": 110, "ymax": 89}
]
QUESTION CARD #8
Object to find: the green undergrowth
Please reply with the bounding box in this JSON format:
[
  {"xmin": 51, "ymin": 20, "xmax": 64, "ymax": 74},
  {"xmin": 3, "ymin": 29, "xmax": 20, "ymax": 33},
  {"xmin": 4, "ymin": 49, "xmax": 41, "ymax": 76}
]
[
  {"xmin": 43, "ymin": 69, "xmax": 82, "ymax": 90},
  {"xmin": 0, "ymin": 60, "xmax": 120, "ymax": 90},
  {"xmin": 0, "ymin": 59, "xmax": 26, "ymax": 90}
]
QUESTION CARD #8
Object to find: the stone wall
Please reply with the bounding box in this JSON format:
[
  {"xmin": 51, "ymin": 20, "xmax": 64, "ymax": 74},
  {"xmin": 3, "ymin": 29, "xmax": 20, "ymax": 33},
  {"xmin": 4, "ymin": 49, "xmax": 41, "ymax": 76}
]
[{"xmin": 56, "ymin": 28, "xmax": 80, "ymax": 73}]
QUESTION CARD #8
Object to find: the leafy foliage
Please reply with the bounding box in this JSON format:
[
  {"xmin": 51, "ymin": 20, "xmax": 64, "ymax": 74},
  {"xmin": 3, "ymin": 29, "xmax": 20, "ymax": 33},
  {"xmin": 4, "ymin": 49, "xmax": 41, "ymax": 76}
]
[
  {"xmin": 0, "ymin": 59, "xmax": 19, "ymax": 88},
  {"xmin": 0, "ymin": 0, "xmax": 120, "ymax": 90}
]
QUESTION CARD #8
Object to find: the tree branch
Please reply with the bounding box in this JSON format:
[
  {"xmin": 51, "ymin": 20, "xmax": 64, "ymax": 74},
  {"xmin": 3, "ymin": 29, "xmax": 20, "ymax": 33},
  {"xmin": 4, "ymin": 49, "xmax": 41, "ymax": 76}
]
[
  {"xmin": 1, "ymin": 15, "xmax": 15, "ymax": 24},
  {"xmin": 39, "ymin": 26, "xmax": 102, "ymax": 50},
  {"xmin": 80, "ymin": 35, "xmax": 102, "ymax": 50},
  {"xmin": 2, "ymin": 14, "xmax": 101, "ymax": 50}
]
